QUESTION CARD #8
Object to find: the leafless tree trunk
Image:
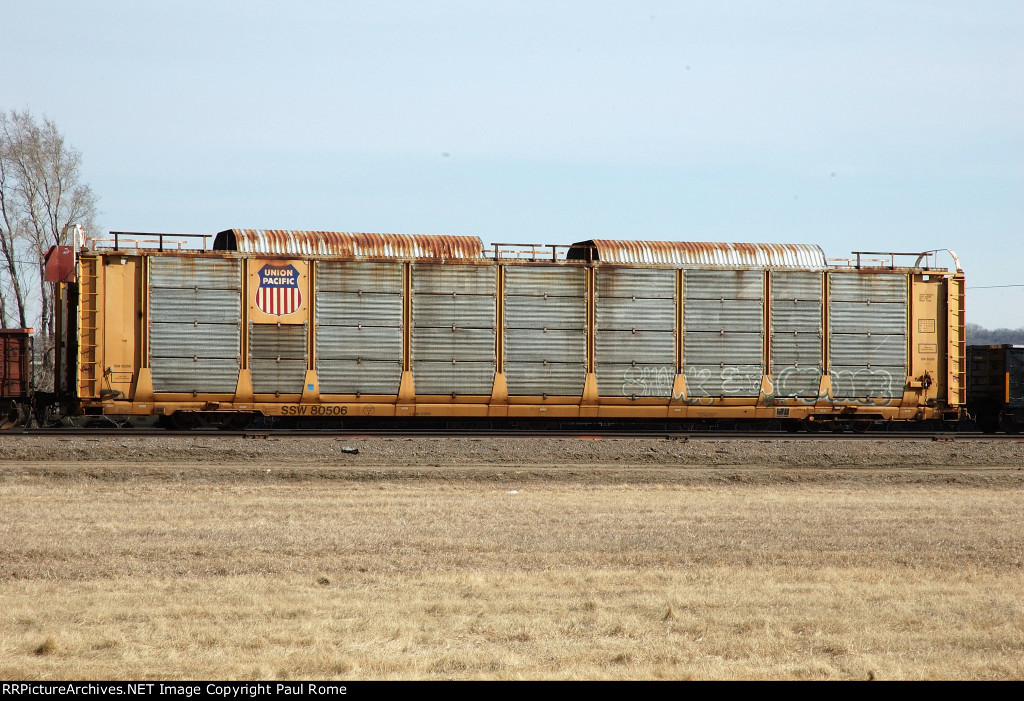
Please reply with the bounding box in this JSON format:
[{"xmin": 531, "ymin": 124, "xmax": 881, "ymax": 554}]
[
  {"xmin": 0, "ymin": 109, "xmax": 98, "ymax": 389},
  {"xmin": 0, "ymin": 126, "xmax": 31, "ymax": 329}
]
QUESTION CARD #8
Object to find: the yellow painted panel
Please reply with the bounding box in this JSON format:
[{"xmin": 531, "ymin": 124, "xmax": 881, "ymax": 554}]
[{"xmin": 101, "ymin": 257, "xmax": 139, "ymax": 400}]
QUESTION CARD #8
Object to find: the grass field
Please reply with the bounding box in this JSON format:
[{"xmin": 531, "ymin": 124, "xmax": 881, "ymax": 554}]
[{"xmin": 1, "ymin": 457, "xmax": 1022, "ymax": 681}]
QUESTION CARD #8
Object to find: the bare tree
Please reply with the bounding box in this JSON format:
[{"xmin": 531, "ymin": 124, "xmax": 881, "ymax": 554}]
[
  {"xmin": 0, "ymin": 109, "xmax": 98, "ymax": 387},
  {"xmin": 0, "ymin": 125, "xmax": 32, "ymax": 329}
]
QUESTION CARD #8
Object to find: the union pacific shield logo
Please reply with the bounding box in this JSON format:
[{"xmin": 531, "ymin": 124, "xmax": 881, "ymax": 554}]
[{"xmin": 256, "ymin": 263, "xmax": 301, "ymax": 316}]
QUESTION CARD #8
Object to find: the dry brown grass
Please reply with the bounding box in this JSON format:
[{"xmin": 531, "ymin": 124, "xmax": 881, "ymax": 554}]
[{"xmin": 1, "ymin": 468, "xmax": 1022, "ymax": 679}]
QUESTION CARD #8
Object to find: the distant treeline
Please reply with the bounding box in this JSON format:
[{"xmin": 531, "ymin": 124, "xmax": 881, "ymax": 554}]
[{"xmin": 966, "ymin": 323, "xmax": 1024, "ymax": 345}]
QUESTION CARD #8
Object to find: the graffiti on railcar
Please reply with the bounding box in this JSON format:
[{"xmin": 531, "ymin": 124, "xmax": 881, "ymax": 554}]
[
  {"xmin": 620, "ymin": 365, "xmax": 675, "ymax": 397},
  {"xmin": 830, "ymin": 367, "xmax": 900, "ymax": 406},
  {"xmin": 720, "ymin": 366, "xmax": 763, "ymax": 396},
  {"xmin": 773, "ymin": 366, "xmax": 824, "ymax": 399},
  {"xmin": 759, "ymin": 367, "xmax": 900, "ymax": 407},
  {"xmin": 682, "ymin": 365, "xmax": 762, "ymax": 398}
]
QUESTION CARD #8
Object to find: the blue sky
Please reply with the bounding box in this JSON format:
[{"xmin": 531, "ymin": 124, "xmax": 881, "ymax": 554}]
[{"xmin": 3, "ymin": 1, "xmax": 1022, "ymax": 327}]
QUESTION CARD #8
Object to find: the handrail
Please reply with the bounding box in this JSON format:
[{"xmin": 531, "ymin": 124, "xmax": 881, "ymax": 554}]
[
  {"xmin": 838, "ymin": 250, "xmax": 963, "ymax": 272},
  {"xmin": 89, "ymin": 232, "xmax": 212, "ymax": 252},
  {"xmin": 489, "ymin": 242, "xmax": 573, "ymax": 261}
]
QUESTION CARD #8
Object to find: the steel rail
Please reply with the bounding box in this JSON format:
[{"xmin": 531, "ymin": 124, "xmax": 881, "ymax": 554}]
[{"xmin": 3, "ymin": 428, "xmax": 1021, "ymax": 440}]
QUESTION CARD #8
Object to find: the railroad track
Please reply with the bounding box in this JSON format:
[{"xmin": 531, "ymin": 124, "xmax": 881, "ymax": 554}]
[{"xmin": 4, "ymin": 428, "xmax": 1021, "ymax": 440}]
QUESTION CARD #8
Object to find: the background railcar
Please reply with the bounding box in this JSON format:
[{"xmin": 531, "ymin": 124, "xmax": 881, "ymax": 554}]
[
  {"xmin": 39, "ymin": 229, "xmax": 965, "ymax": 430},
  {"xmin": 967, "ymin": 345, "xmax": 1024, "ymax": 433},
  {"xmin": 0, "ymin": 328, "xmax": 33, "ymax": 429}
]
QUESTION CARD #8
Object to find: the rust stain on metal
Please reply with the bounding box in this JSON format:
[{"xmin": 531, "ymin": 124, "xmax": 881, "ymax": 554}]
[
  {"xmin": 573, "ymin": 240, "xmax": 826, "ymax": 269},
  {"xmin": 217, "ymin": 229, "xmax": 484, "ymax": 260}
]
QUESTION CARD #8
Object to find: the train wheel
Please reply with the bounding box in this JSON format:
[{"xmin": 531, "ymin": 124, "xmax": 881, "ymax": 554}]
[
  {"xmin": 803, "ymin": 419, "xmax": 822, "ymax": 433},
  {"xmin": 35, "ymin": 404, "xmax": 64, "ymax": 428},
  {"xmin": 170, "ymin": 411, "xmax": 199, "ymax": 430},
  {"xmin": 830, "ymin": 421, "xmax": 848, "ymax": 433},
  {"xmin": 1, "ymin": 401, "xmax": 24, "ymax": 430},
  {"xmin": 782, "ymin": 420, "xmax": 802, "ymax": 433},
  {"xmin": 977, "ymin": 411, "xmax": 1000, "ymax": 434},
  {"xmin": 218, "ymin": 413, "xmax": 254, "ymax": 430},
  {"xmin": 851, "ymin": 422, "xmax": 871, "ymax": 433},
  {"xmin": 999, "ymin": 414, "xmax": 1021, "ymax": 435}
]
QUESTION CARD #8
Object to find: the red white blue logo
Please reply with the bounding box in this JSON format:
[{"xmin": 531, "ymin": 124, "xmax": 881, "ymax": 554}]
[{"xmin": 256, "ymin": 264, "xmax": 301, "ymax": 316}]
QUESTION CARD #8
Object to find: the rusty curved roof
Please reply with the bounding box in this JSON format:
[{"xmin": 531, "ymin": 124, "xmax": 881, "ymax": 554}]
[
  {"xmin": 569, "ymin": 239, "xmax": 826, "ymax": 268},
  {"xmin": 214, "ymin": 229, "xmax": 485, "ymax": 259}
]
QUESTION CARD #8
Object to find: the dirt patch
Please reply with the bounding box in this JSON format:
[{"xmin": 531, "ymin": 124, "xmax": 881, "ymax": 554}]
[{"xmin": 2, "ymin": 435, "xmax": 1023, "ymax": 486}]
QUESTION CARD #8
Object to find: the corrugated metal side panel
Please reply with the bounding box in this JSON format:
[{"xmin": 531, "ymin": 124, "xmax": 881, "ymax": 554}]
[
  {"xmin": 772, "ymin": 367, "xmax": 823, "ymax": 399},
  {"xmin": 250, "ymin": 324, "xmax": 307, "ymax": 359},
  {"xmin": 250, "ymin": 324, "xmax": 307, "ymax": 394},
  {"xmin": 684, "ymin": 300, "xmax": 763, "ymax": 331},
  {"xmin": 771, "ymin": 272, "xmax": 823, "ymax": 300},
  {"xmin": 412, "ymin": 264, "xmax": 495, "ymax": 295},
  {"xmin": 830, "ymin": 335, "xmax": 906, "ymax": 367},
  {"xmin": 150, "ymin": 259, "xmax": 241, "ymax": 393},
  {"xmin": 412, "ymin": 328, "xmax": 496, "ymax": 361},
  {"xmin": 316, "ymin": 293, "xmax": 403, "ymax": 326},
  {"xmin": 150, "ymin": 289, "xmax": 241, "ymax": 323},
  {"xmin": 828, "ymin": 303, "xmax": 906, "ymax": 334},
  {"xmin": 316, "ymin": 261, "xmax": 403, "ymax": 293},
  {"xmin": 830, "ymin": 367, "xmax": 906, "ymax": 400},
  {"xmin": 503, "ymin": 363, "xmax": 587, "ymax": 397},
  {"xmin": 596, "ymin": 299, "xmax": 676, "ymax": 330},
  {"xmin": 412, "ymin": 295, "xmax": 496, "ymax": 328},
  {"xmin": 597, "ymin": 364, "xmax": 677, "ymax": 398},
  {"xmin": 681, "ymin": 270, "xmax": 764, "ymax": 397},
  {"xmin": 315, "ymin": 261, "xmax": 403, "ymax": 394},
  {"xmin": 316, "ymin": 360, "xmax": 403, "ymax": 395},
  {"xmin": 504, "ymin": 329, "xmax": 585, "ymax": 362},
  {"xmin": 771, "ymin": 334, "xmax": 823, "ymax": 365},
  {"xmin": 683, "ymin": 333, "xmax": 763, "ymax": 365},
  {"xmin": 684, "ymin": 269, "xmax": 764, "ymax": 300},
  {"xmin": 412, "ymin": 361, "xmax": 495, "ymax": 395},
  {"xmin": 250, "ymin": 359, "xmax": 307, "ymax": 395},
  {"xmin": 412, "ymin": 264, "xmax": 495, "ymax": 394},
  {"xmin": 829, "ymin": 272, "xmax": 907, "ymax": 400},
  {"xmin": 683, "ymin": 365, "xmax": 764, "ymax": 398},
  {"xmin": 596, "ymin": 268, "xmax": 676, "ymax": 298},
  {"xmin": 505, "ymin": 266, "xmax": 586, "ymax": 396},
  {"xmin": 770, "ymin": 272, "xmax": 823, "ymax": 398},
  {"xmin": 829, "ymin": 273, "xmax": 906, "ymax": 302},
  {"xmin": 149, "ymin": 257, "xmax": 240, "ymax": 290},
  {"xmin": 150, "ymin": 324, "xmax": 241, "ymax": 358},
  {"xmin": 150, "ymin": 359, "xmax": 240, "ymax": 394},
  {"xmin": 505, "ymin": 296, "xmax": 586, "ymax": 328},
  {"xmin": 770, "ymin": 300, "xmax": 822, "ymax": 331},
  {"xmin": 505, "ymin": 265, "xmax": 586, "ymax": 296},
  {"xmin": 317, "ymin": 325, "xmax": 402, "ymax": 361},
  {"xmin": 594, "ymin": 268, "xmax": 676, "ymax": 397},
  {"xmin": 596, "ymin": 331, "xmax": 675, "ymax": 364}
]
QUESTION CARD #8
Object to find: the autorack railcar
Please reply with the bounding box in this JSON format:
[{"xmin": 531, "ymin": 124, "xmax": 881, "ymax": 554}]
[{"xmin": 32, "ymin": 229, "xmax": 965, "ymax": 431}]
